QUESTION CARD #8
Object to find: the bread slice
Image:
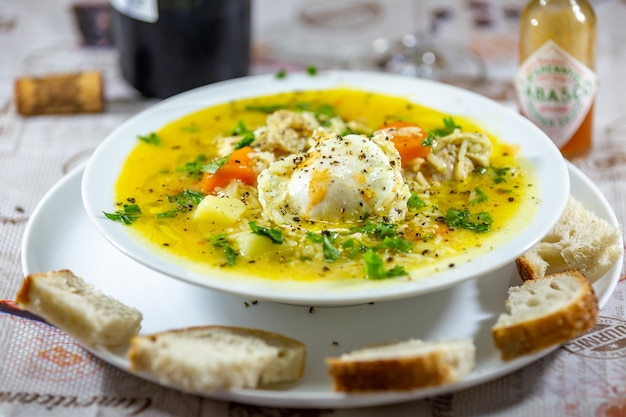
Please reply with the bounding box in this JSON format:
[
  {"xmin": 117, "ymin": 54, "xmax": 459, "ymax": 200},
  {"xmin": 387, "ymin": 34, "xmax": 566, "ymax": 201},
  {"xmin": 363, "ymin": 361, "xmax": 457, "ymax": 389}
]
[
  {"xmin": 325, "ymin": 338, "xmax": 475, "ymax": 392},
  {"xmin": 127, "ymin": 325, "xmax": 306, "ymax": 392},
  {"xmin": 516, "ymin": 196, "xmax": 622, "ymax": 282},
  {"xmin": 492, "ymin": 270, "xmax": 598, "ymax": 361},
  {"xmin": 15, "ymin": 269, "xmax": 143, "ymax": 347}
]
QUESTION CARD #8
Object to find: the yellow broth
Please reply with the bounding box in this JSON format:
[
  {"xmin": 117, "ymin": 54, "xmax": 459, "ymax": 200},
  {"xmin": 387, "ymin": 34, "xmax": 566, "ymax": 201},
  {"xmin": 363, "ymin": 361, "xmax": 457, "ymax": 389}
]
[{"xmin": 114, "ymin": 88, "xmax": 537, "ymax": 282}]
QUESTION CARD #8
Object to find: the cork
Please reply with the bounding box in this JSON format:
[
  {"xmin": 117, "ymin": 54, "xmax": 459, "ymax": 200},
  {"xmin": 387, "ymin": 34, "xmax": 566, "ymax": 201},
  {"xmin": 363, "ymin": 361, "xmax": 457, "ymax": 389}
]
[{"xmin": 14, "ymin": 71, "xmax": 105, "ymax": 116}]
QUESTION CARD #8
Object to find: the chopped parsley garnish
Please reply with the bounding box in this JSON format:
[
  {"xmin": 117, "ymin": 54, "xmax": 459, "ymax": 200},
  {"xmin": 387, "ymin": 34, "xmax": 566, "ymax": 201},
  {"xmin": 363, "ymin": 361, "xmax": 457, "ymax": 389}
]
[
  {"xmin": 235, "ymin": 134, "xmax": 255, "ymax": 149},
  {"xmin": 444, "ymin": 208, "xmax": 493, "ymax": 233},
  {"xmin": 176, "ymin": 155, "xmax": 207, "ymax": 179},
  {"xmin": 202, "ymin": 155, "xmax": 230, "ymax": 174},
  {"xmin": 341, "ymin": 239, "xmax": 366, "ymax": 259},
  {"xmin": 307, "ymin": 231, "xmax": 341, "ymax": 262},
  {"xmin": 157, "ymin": 189, "xmax": 205, "ymax": 218},
  {"xmin": 491, "ymin": 166, "xmax": 511, "ymax": 184},
  {"xmin": 431, "ymin": 116, "xmax": 461, "ymax": 137},
  {"xmin": 407, "ymin": 193, "xmax": 427, "ymax": 210},
  {"xmin": 376, "ymin": 236, "xmax": 413, "ymax": 253},
  {"xmin": 103, "ymin": 204, "xmax": 141, "ymax": 225},
  {"xmin": 425, "ymin": 116, "xmax": 461, "ymax": 143},
  {"xmin": 275, "ymin": 68, "xmax": 287, "ymax": 79},
  {"xmin": 474, "ymin": 166, "xmax": 488, "ymax": 175},
  {"xmin": 138, "ymin": 132, "xmax": 161, "ymax": 146},
  {"xmin": 307, "ymin": 65, "xmax": 318, "ymax": 76},
  {"xmin": 249, "ymin": 221, "xmax": 283, "ymax": 244},
  {"xmin": 209, "ymin": 233, "xmax": 238, "ymax": 266},
  {"xmin": 350, "ymin": 221, "xmax": 398, "ymax": 239},
  {"xmin": 231, "ymin": 120, "xmax": 255, "ymax": 149},
  {"xmin": 363, "ymin": 250, "xmax": 408, "ymax": 279},
  {"xmin": 470, "ymin": 187, "xmax": 488, "ymax": 205}
]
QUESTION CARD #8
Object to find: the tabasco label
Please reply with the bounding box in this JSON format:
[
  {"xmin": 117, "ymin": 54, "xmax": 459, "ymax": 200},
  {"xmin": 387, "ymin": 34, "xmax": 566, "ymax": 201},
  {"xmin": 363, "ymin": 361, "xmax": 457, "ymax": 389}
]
[{"xmin": 515, "ymin": 40, "xmax": 597, "ymax": 149}]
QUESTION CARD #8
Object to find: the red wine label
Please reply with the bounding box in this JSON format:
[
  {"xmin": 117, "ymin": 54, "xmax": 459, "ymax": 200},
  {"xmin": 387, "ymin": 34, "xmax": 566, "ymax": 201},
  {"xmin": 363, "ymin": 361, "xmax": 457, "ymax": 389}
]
[
  {"xmin": 109, "ymin": 0, "xmax": 158, "ymax": 23},
  {"xmin": 515, "ymin": 40, "xmax": 597, "ymax": 148}
]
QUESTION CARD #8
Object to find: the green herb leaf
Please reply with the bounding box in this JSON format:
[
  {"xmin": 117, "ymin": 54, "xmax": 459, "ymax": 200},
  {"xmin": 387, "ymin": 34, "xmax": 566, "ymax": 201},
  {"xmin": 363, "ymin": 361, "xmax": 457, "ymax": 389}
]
[
  {"xmin": 156, "ymin": 210, "xmax": 178, "ymax": 219},
  {"xmin": 235, "ymin": 132, "xmax": 255, "ymax": 149},
  {"xmin": 103, "ymin": 204, "xmax": 141, "ymax": 225},
  {"xmin": 407, "ymin": 193, "xmax": 427, "ymax": 210},
  {"xmin": 307, "ymin": 65, "xmax": 318, "ymax": 76},
  {"xmin": 376, "ymin": 236, "xmax": 413, "ymax": 253},
  {"xmin": 341, "ymin": 239, "xmax": 365, "ymax": 259},
  {"xmin": 157, "ymin": 189, "xmax": 205, "ymax": 218},
  {"xmin": 474, "ymin": 166, "xmax": 488, "ymax": 175},
  {"xmin": 363, "ymin": 249, "xmax": 407, "ymax": 279},
  {"xmin": 209, "ymin": 233, "xmax": 238, "ymax": 266},
  {"xmin": 490, "ymin": 165, "xmax": 511, "ymax": 184},
  {"xmin": 307, "ymin": 231, "xmax": 341, "ymax": 262},
  {"xmin": 470, "ymin": 187, "xmax": 488, "ymax": 205},
  {"xmin": 138, "ymin": 132, "xmax": 161, "ymax": 146},
  {"xmin": 171, "ymin": 189, "xmax": 204, "ymax": 207},
  {"xmin": 276, "ymin": 68, "xmax": 287, "ymax": 79},
  {"xmin": 350, "ymin": 221, "xmax": 398, "ymax": 239},
  {"xmin": 444, "ymin": 208, "xmax": 493, "ymax": 233},
  {"xmin": 428, "ymin": 116, "xmax": 461, "ymax": 138},
  {"xmin": 176, "ymin": 155, "xmax": 207, "ymax": 179},
  {"xmin": 202, "ymin": 155, "xmax": 230, "ymax": 174},
  {"xmin": 231, "ymin": 120, "xmax": 256, "ymax": 148},
  {"xmin": 249, "ymin": 221, "xmax": 283, "ymax": 244}
]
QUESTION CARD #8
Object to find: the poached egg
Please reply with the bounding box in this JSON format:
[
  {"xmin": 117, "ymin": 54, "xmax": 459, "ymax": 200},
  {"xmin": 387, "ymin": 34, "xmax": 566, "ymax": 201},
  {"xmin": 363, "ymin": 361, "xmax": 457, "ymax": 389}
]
[{"xmin": 257, "ymin": 131, "xmax": 411, "ymax": 226}]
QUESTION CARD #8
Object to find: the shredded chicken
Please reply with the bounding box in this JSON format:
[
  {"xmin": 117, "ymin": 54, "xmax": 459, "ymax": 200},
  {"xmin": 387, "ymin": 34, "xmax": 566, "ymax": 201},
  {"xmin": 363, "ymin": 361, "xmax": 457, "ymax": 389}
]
[
  {"xmin": 253, "ymin": 110, "xmax": 321, "ymax": 154},
  {"xmin": 425, "ymin": 130, "xmax": 492, "ymax": 182}
]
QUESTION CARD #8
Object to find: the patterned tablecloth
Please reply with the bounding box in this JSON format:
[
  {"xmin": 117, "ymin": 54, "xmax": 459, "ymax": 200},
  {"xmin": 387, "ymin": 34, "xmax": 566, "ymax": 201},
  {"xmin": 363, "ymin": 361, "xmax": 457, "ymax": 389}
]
[{"xmin": 1, "ymin": 0, "xmax": 626, "ymax": 416}]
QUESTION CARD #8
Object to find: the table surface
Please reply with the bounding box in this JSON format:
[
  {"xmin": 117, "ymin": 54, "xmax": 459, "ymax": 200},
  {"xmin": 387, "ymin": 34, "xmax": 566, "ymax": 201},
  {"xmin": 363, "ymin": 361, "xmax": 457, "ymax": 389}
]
[{"xmin": 1, "ymin": 0, "xmax": 626, "ymax": 416}]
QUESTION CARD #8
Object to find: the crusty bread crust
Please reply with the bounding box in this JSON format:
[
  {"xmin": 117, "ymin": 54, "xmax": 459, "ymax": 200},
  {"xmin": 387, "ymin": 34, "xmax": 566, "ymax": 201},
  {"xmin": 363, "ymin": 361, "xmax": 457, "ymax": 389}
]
[
  {"xmin": 325, "ymin": 339, "xmax": 475, "ymax": 392},
  {"xmin": 327, "ymin": 352, "xmax": 457, "ymax": 392},
  {"xmin": 492, "ymin": 270, "xmax": 599, "ymax": 361},
  {"xmin": 515, "ymin": 256, "xmax": 538, "ymax": 282},
  {"xmin": 515, "ymin": 196, "xmax": 622, "ymax": 282},
  {"xmin": 15, "ymin": 269, "xmax": 142, "ymax": 347}
]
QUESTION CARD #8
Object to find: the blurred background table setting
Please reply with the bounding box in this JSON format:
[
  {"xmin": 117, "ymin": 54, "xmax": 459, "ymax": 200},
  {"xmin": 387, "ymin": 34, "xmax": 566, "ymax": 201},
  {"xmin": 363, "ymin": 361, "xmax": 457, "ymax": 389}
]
[{"xmin": 1, "ymin": 0, "xmax": 626, "ymax": 416}]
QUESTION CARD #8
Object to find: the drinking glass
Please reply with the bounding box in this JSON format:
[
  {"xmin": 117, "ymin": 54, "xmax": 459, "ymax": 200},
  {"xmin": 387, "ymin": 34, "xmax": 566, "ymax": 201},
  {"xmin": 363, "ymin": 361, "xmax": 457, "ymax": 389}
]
[{"xmin": 384, "ymin": 0, "xmax": 486, "ymax": 88}]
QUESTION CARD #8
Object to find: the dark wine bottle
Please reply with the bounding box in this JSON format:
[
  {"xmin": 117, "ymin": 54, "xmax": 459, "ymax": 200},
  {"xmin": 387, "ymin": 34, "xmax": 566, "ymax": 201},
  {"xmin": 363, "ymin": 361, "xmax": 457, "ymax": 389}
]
[{"xmin": 110, "ymin": 0, "xmax": 251, "ymax": 99}]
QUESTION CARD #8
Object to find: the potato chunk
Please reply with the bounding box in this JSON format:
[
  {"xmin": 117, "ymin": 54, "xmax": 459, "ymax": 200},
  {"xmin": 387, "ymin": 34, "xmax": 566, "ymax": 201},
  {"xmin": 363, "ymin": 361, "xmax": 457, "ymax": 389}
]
[
  {"xmin": 233, "ymin": 232, "xmax": 275, "ymax": 259},
  {"xmin": 193, "ymin": 195, "xmax": 246, "ymax": 226}
]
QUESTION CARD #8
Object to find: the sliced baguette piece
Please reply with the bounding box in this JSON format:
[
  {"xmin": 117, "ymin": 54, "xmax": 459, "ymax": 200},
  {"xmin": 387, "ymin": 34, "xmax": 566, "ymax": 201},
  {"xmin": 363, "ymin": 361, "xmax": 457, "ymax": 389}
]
[
  {"xmin": 492, "ymin": 269, "xmax": 598, "ymax": 361},
  {"xmin": 516, "ymin": 196, "xmax": 622, "ymax": 282},
  {"xmin": 15, "ymin": 269, "xmax": 143, "ymax": 347},
  {"xmin": 325, "ymin": 338, "xmax": 475, "ymax": 392},
  {"xmin": 127, "ymin": 325, "xmax": 306, "ymax": 392}
]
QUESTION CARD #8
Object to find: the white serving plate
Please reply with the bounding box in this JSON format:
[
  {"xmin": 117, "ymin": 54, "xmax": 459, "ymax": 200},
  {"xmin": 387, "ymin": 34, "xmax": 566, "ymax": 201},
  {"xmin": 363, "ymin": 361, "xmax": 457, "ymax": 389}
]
[
  {"xmin": 81, "ymin": 70, "xmax": 569, "ymax": 306},
  {"xmin": 22, "ymin": 161, "xmax": 621, "ymax": 409}
]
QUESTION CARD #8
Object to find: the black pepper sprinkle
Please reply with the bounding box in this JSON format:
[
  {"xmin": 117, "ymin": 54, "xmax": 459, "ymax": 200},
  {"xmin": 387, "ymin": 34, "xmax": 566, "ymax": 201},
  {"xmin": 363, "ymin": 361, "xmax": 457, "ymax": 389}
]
[
  {"xmin": 309, "ymin": 306, "xmax": 316, "ymax": 314},
  {"xmin": 244, "ymin": 302, "xmax": 250, "ymax": 307},
  {"xmin": 332, "ymin": 341, "xmax": 339, "ymax": 346}
]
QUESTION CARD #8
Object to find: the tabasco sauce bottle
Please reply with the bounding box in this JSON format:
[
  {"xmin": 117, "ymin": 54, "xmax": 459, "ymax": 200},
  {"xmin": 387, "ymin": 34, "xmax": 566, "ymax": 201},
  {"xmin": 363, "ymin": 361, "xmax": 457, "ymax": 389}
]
[{"xmin": 516, "ymin": 0, "xmax": 597, "ymax": 158}]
